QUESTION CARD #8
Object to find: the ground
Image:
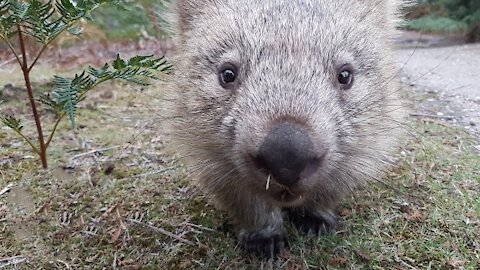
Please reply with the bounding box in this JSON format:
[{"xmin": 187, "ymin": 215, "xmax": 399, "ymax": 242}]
[
  {"xmin": 396, "ymin": 31, "xmax": 480, "ymax": 138},
  {"xmin": 0, "ymin": 32, "xmax": 479, "ymax": 269}
]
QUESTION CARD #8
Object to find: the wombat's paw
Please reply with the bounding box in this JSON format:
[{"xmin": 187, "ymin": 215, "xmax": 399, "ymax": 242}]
[
  {"xmin": 238, "ymin": 227, "xmax": 288, "ymax": 259},
  {"xmin": 287, "ymin": 208, "xmax": 341, "ymax": 235}
]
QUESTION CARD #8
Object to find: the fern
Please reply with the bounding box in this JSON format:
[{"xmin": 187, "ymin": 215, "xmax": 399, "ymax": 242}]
[
  {"xmin": 40, "ymin": 54, "xmax": 171, "ymax": 127},
  {"xmin": 0, "ymin": 115, "xmax": 22, "ymax": 131},
  {"xmin": 0, "ymin": 0, "xmax": 171, "ymax": 168},
  {"xmin": 0, "ymin": 0, "xmax": 125, "ymax": 43}
]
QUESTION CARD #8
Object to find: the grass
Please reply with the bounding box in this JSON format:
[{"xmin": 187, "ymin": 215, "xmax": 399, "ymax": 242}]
[
  {"xmin": 401, "ymin": 1, "xmax": 480, "ymax": 36},
  {"xmin": 403, "ymin": 16, "xmax": 469, "ymax": 34},
  {"xmin": 90, "ymin": 0, "xmax": 166, "ymax": 41},
  {"xmin": 0, "ymin": 78, "xmax": 479, "ymax": 269}
]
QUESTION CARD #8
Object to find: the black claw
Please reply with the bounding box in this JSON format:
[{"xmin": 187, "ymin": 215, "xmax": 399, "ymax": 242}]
[
  {"xmin": 287, "ymin": 208, "xmax": 341, "ymax": 235},
  {"xmin": 239, "ymin": 230, "xmax": 287, "ymax": 259}
]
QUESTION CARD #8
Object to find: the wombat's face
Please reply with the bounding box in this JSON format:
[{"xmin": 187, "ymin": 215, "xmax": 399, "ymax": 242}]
[{"xmin": 170, "ymin": 0, "xmax": 405, "ymax": 207}]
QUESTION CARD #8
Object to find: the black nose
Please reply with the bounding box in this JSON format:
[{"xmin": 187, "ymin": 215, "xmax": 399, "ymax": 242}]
[{"xmin": 254, "ymin": 122, "xmax": 323, "ymax": 186}]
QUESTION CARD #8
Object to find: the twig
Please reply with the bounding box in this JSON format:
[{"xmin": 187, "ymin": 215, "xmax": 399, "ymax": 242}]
[
  {"xmin": 215, "ymin": 256, "xmax": 227, "ymax": 270},
  {"xmin": 100, "ymin": 202, "xmax": 122, "ymax": 221},
  {"xmin": 69, "ymin": 146, "xmax": 121, "ymax": 161},
  {"xmin": 126, "ymin": 218, "xmax": 195, "ymax": 246},
  {"xmin": 409, "ymin": 113, "xmax": 455, "ymax": 120},
  {"xmin": 112, "ymin": 252, "xmax": 118, "ymax": 270},
  {"xmin": 81, "ymin": 230, "xmax": 97, "ymax": 237},
  {"xmin": 0, "ymin": 256, "xmax": 27, "ymax": 268},
  {"xmin": 398, "ymin": 258, "xmax": 417, "ymax": 270},
  {"xmin": 181, "ymin": 222, "xmax": 215, "ymax": 232},
  {"xmin": 56, "ymin": 259, "xmax": 71, "ymax": 270},
  {"xmin": 0, "ymin": 183, "xmax": 14, "ymax": 197},
  {"xmin": 133, "ymin": 167, "xmax": 177, "ymax": 178}
]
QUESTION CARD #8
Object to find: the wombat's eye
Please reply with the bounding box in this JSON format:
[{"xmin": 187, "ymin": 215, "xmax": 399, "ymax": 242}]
[
  {"xmin": 218, "ymin": 63, "xmax": 238, "ymax": 89},
  {"xmin": 337, "ymin": 65, "xmax": 354, "ymax": 89}
]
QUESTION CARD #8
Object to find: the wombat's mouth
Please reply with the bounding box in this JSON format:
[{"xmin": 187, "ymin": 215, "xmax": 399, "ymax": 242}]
[{"xmin": 272, "ymin": 188, "xmax": 305, "ymax": 205}]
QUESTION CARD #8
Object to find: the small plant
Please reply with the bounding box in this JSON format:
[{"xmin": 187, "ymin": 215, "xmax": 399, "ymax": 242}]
[
  {"xmin": 404, "ymin": 0, "xmax": 480, "ymax": 36},
  {"xmin": 0, "ymin": 0, "xmax": 171, "ymax": 169}
]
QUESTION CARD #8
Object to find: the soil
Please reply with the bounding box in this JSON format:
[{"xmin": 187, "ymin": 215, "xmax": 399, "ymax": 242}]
[{"xmin": 395, "ymin": 31, "xmax": 480, "ymax": 139}]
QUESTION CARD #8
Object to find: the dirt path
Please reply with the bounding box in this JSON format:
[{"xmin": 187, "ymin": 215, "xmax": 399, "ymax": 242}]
[{"xmin": 395, "ymin": 31, "xmax": 480, "ymax": 138}]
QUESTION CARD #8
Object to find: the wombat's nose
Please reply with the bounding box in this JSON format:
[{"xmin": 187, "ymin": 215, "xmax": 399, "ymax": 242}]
[{"xmin": 254, "ymin": 122, "xmax": 323, "ymax": 186}]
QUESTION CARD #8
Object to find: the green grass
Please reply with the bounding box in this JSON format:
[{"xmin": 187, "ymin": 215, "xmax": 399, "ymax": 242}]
[
  {"xmin": 401, "ymin": 1, "xmax": 480, "ymax": 35},
  {"xmin": 90, "ymin": 0, "xmax": 166, "ymax": 40},
  {"xmin": 403, "ymin": 16, "xmax": 469, "ymax": 34},
  {"xmin": 0, "ymin": 80, "xmax": 479, "ymax": 269}
]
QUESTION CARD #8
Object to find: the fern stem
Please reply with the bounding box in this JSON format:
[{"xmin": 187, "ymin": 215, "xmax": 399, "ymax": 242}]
[
  {"xmin": 28, "ymin": 1, "xmax": 107, "ymax": 72},
  {"xmin": 45, "ymin": 113, "xmax": 65, "ymax": 148},
  {"xmin": 1, "ymin": 36, "xmax": 23, "ymax": 67},
  {"xmin": 45, "ymin": 77, "xmax": 108, "ymax": 148},
  {"xmin": 27, "ymin": 21, "xmax": 75, "ymax": 72},
  {"xmin": 28, "ymin": 43, "xmax": 48, "ymax": 72},
  {"xmin": 17, "ymin": 23, "xmax": 48, "ymax": 169},
  {"xmin": 11, "ymin": 128, "xmax": 40, "ymax": 155}
]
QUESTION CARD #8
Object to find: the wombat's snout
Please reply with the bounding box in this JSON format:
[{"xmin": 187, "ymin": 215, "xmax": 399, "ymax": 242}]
[{"xmin": 253, "ymin": 122, "xmax": 325, "ymax": 187}]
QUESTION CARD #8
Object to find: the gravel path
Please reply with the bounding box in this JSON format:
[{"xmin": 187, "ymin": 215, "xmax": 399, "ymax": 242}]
[{"xmin": 395, "ymin": 32, "xmax": 480, "ymax": 138}]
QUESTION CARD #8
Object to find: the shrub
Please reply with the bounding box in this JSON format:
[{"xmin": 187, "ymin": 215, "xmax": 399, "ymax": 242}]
[
  {"xmin": 404, "ymin": 0, "xmax": 480, "ymax": 38},
  {"xmin": 0, "ymin": 0, "xmax": 171, "ymax": 168}
]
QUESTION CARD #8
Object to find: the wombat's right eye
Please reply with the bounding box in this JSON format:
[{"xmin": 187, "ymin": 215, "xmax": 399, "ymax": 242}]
[
  {"xmin": 337, "ymin": 64, "xmax": 354, "ymax": 90},
  {"xmin": 218, "ymin": 63, "xmax": 238, "ymax": 89}
]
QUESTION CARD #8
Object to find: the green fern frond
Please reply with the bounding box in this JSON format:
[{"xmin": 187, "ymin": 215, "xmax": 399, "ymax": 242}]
[
  {"xmin": 38, "ymin": 93, "xmax": 63, "ymax": 115},
  {"xmin": 88, "ymin": 63, "xmax": 111, "ymax": 78},
  {"xmin": 1, "ymin": 115, "xmax": 23, "ymax": 131},
  {"xmin": 112, "ymin": 54, "xmax": 127, "ymax": 70},
  {"xmin": 51, "ymin": 76, "xmax": 79, "ymax": 127},
  {"xmin": 67, "ymin": 26, "xmax": 82, "ymax": 36},
  {"xmin": 1, "ymin": 0, "xmax": 124, "ymax": 44},
  {"xmin": 0, "ymin": 1, "xmax": 15, "ymax": 38},
  {"xmin": 45, "ymin": 54, "xmax": 170, "ymax": 127},
  {"xmin": 0, "ymin": 0, "xmax": 11, "ymax": 15},
  {"xmin": 22, "ymin": 0, "xmax": 55, "ymax": 42},
  {"xmin": 10, "ymin": 0, "xmax": 28, "ymax": 19}
]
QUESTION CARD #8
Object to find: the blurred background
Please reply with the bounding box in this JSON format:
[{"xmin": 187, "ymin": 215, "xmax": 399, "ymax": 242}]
[{"xmin": 404, "ymin": 0, "xmax": 480, "ymax": 41}]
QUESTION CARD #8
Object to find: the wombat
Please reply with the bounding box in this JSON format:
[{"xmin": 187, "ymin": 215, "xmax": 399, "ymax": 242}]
[{"xmin": 164, "ymin": 0, "xmax": 408, "ymax": 259}]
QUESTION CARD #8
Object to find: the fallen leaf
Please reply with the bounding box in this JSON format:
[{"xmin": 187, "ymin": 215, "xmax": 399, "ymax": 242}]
[{"xmin": 328, "ymin": 255, "xmax": 347, "ymax": 267}]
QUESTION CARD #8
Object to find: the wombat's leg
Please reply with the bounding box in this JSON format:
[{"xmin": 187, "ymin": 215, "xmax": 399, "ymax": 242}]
[
  {"xmin": 287, "ymin": 206, "xmax": 341, "ymax": 236},
  {"xmin": 222, "ymin": 193, "xmax": 286, "ymax": 259}
]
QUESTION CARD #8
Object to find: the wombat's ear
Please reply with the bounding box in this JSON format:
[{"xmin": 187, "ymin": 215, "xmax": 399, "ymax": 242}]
[
  {"xmin": 168, "ymin": 0, "xmax": 215, "ymax": 36},
  {"xmin": 361, "ymin": 0, "xmax": 411, "ymax": 31}
]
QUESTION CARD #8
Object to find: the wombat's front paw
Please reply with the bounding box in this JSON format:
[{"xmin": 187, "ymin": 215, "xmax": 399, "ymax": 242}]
[
  {"xmin": 288, "ymin": 208, "xmax": 341, "ymax": 235},
  {"xmin": 238, "ymin": 227, "xmax": 287, "ymax": 259}
]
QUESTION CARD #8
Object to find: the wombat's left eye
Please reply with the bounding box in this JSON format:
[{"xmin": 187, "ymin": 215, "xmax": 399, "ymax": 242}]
[
  {"xmin": 218, "ymin": 63, "xmax": 238, "ymax": 89},
  {"xmin": 337, "ymin": 65, "xmax": 354, "ymax": 89}
]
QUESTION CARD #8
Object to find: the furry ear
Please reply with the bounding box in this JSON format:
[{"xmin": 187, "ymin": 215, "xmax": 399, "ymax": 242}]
[
  {"xmin": 357, "ymin": 0, "xmax": 411, "ymax": 35},
  {"xmin": 168, "ymin": 0, "xmax": 214, "ymax": 36}
]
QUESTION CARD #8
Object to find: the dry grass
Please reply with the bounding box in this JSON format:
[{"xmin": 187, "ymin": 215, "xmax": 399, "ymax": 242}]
[{"xmin": 0, "ymin": 78, "xmax": 479, "ymax": 269}]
